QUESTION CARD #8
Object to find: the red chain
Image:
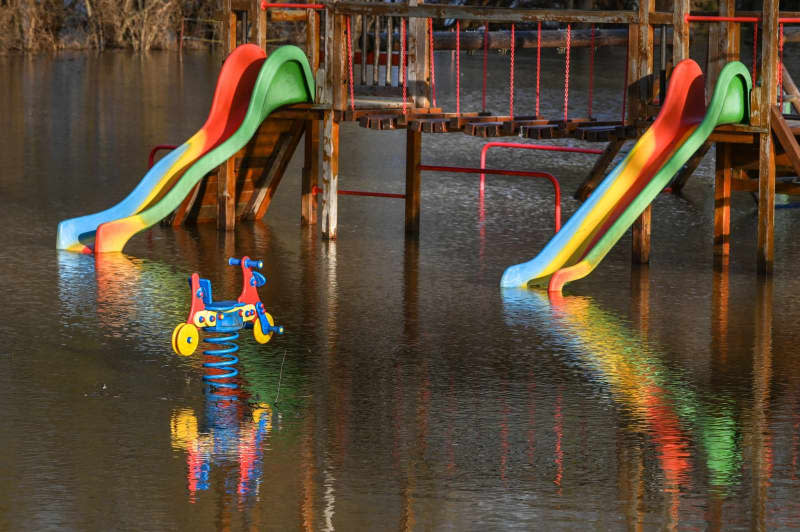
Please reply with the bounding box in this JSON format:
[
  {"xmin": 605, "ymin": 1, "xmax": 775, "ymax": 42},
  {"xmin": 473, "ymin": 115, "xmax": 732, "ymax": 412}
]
[
  {"xmin": 401, "ymin": 18, "xmax": 407, "ymax": 114},
  {"xmin": 482, "ymin": 21, "xmax": 488, "ymax": 113},
  {"xmin": 429, "ymin": 18, "xmax": 436, "ymax": 107},
  {"xmin": 588, "ymin": 24, "xmax": 595, "ymax": 118},
  {"xmin": 536, "ymin": 22, "xmax": 541, "ymax": 117},
  {"xmin": 510, "ymin": 24, "xmax": 515, "ymax": 117},
  {"xmin": 563, "ymin": 24, "xmax": 571, "ymax": 123},
  {"xmin": 346, "ymin": 17, "xmax": 354, "ymax": 111},
  {"xmin": 753, "ymin": 23, "xmax": 758, "ymax": 82},
  {"xmin": 779, "ymin": 23, "xmax": 784, "ymax": 109},
  {"xmin": 456, "ymin": 20, "xmax": 461, "ymax": 115}
]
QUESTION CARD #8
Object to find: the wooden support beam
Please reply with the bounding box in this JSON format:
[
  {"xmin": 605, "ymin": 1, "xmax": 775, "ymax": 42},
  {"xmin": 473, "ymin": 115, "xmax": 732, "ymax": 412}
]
[
  {"xmin": 332, "ymin": 2, "xmax": 668, "ymax": 25},
  {"xmin": 672, "ymin": 0, "xmax": 690, "ymax": 64},
  {"xmin": 246, "ymin": 121, "xmax": 306, "ymax": 220},
  {"xmin": 769, "ymin": 105, "xmax": 800, "ymax": 178},
  {"xmin": 431, "ymin": 28, "xmax": 636, "ymax": 51},
  {"xmin": 405, "ymin": 129, "xmax": 422, "ymax": 235},
  {"xmin": 306, "ymin": 8, "xmax": 320, "ymax": 79},
  {"xmin": 256, "ymin": 0, "xmax": 267, "ymax": 51},
  {"xmin": 670, "ymin": 141, "xmax": 711, "ymax": 193},
  {"xmin": 631, "ymin": 0, "xmax": 654, "ymax": 265},
  {"xmin": 575, "ymin": 136, "xmax": 625, "ymax": 200},
  {"xmin": 706, "ymin": 0, "xmax": 740, "ymax": 102},
  {"xmin": 408, "ymin": 0, "xmax": 430, "ymax": 108},
  {"xmin": 302, "ymin": 119, "xmax": 320, "ymax": 225},
  {"xmin": 217, "ymin": 157, "xmax": 237, "ymax": 231},
  {"xmin": 757, "ymin": 0, "xmax": 779, "ymax": 275},
  {"xmin": 226, "ymin": 9, "xmax": 237, "ymax": 55},
  {"xmin": 781, "ymin": 63, "xmax": 800, "ymax": 115},
  {"xmin": 632, "ymin": 205, "xmax": 651, "ymax": 264},
  {"xmin": 321, "ymin": 111, "xmax": 339, "ymax": 239},
  {"xmin": 714, "ymin": 142, "xmax": 732, "ymax": 257}
]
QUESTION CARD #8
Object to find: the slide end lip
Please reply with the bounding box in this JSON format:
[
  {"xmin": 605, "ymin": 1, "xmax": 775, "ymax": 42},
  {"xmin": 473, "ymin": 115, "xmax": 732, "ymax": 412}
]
[{"xmin": 500, "ymin": 264, "xmax": 528, "ymax": 288}]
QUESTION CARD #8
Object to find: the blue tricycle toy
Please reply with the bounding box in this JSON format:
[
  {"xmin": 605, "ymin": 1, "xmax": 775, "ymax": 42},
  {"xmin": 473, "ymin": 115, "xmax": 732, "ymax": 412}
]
[{"xmin": 171, "ymin": 256, "xmax": 284, "ymax": 356}]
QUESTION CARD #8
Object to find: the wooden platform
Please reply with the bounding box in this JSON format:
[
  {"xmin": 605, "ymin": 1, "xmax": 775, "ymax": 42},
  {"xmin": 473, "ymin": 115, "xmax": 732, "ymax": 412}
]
[{"xmin": 344, "ymin": 107, "xmax": 641, "ymax": 142}]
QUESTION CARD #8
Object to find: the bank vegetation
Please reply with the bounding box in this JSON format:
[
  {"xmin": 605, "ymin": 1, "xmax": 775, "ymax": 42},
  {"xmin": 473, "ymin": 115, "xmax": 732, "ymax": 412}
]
[{"xmin": 0, "ymin": 0, "xmax": 782, "ymax": 53}]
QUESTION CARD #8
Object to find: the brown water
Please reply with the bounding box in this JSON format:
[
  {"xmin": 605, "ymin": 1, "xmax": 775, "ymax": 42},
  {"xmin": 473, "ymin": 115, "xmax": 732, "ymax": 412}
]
[{"xmin": 2, "ymin": 47, "xmax": 800, "ymax": 531}]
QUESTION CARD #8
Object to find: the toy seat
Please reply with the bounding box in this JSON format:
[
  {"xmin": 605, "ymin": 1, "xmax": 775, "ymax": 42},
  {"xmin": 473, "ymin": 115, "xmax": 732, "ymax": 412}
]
[
  {"xmin": 192, "ymin": 278, "xmax": 244, "ymax": 311},
  {"xmin": 206, "ymin": 300, "xmax": 243, "ymax": 311}
]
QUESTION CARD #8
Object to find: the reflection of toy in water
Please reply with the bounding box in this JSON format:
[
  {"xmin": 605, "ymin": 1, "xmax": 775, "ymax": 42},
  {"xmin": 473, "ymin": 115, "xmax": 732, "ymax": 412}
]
[
  {"xmin": 171, "ymin": 256, "xmax": 284, "ymax": 399},
  {"xmin": 170, "ymin": 402, "xmax": 275, "ymax": 502}
]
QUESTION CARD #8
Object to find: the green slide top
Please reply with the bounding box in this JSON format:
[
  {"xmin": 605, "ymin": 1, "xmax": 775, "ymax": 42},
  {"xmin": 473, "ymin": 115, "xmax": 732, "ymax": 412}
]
[
  {"xmin": 94, "ymin": 45, "xmax": 315, "ymax": 253},
  {"xmin": 548, "ymin": 61, "xmax": 752, "ymax": 293}
]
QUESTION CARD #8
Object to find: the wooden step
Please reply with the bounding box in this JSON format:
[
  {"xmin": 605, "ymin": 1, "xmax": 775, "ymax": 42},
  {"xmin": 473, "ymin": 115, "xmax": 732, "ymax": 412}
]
[
  {"xmin": 358, "ymin": 113, "xmax": 401, "ymax": 130},
  {"xmin": 519, "ymin": 124, "xmax": 559, "ymax": 140}
]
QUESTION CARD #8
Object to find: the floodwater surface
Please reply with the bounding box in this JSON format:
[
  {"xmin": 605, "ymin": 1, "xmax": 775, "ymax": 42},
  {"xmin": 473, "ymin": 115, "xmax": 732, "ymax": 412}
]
[{"xmin": 2, "ymin": 47, "xmax": 800, "ymax": 530}]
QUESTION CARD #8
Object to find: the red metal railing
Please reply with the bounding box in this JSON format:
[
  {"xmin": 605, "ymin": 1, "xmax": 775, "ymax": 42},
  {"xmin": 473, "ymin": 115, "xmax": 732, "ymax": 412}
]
[
  {"xmin": 479, "ymin": 142, "xmax": 602, "ymax": 193},
  {"xmin": 148, "ymin": 145, "xmax": 178, "ymax": 169},
  {"xmin": 419, "ymin": 164, "xmax": 561, "ymax": 232},
  {"xmin": 311, "ymin": 185, "xmax": 405, "ymax": 199}
]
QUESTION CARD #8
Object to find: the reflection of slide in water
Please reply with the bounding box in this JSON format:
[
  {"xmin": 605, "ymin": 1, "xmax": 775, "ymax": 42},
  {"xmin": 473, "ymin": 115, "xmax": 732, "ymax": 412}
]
[
  {"xmin": 501, "ymin": 289, "xmax": 741, "ymax": 493},
  {"xmin": 170, "ymin": 402, "xmax": 274, "ymax": 503}
]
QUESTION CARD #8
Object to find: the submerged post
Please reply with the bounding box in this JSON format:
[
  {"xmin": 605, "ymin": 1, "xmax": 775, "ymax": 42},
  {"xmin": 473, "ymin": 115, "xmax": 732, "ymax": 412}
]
[
  {"xmin": 757, "ymin": 0, "xmax": 779, "ymax": 275},
  {"xmin": 405, "ymin": 129, "xmax": 422, "ymax": 235},
  {"xmin": 631, "ymin": 0, "xmax": 654, "ymax": 264}
]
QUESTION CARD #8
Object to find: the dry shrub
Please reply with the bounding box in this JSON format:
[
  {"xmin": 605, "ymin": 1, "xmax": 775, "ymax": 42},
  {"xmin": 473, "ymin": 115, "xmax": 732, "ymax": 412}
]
[
  {"xmin": 0, "ymin": 0, "xmax": 65, "ymax": 51},
  {"xmin": 86, "ymin": 0, "xmax": 179, "ymax": 51}
]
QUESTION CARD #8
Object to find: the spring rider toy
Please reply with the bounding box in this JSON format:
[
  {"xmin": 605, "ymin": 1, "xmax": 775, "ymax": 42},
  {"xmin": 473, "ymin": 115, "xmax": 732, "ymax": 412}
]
[{"xmin": 171, "ymin": 257, "xmax": 284, "ymax": 397}]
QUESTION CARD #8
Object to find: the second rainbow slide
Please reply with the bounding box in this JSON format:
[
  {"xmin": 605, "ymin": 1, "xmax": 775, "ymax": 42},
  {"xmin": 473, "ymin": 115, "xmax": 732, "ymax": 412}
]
[{"xmin": 500, "ymin": 59, "xmax": 752, "ymax": 293}]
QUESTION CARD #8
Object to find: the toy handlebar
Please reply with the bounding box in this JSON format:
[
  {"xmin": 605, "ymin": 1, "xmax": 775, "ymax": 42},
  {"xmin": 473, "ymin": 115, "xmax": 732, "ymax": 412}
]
[{"xmin": 228, "ymin": 257, "xmax": 263, "ymax": 269}]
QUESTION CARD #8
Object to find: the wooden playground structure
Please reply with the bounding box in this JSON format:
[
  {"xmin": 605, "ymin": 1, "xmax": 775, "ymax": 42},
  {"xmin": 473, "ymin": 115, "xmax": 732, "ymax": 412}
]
[{"xmin": 168, "ymin": 0, "xmax": 800, "ymax": 276}]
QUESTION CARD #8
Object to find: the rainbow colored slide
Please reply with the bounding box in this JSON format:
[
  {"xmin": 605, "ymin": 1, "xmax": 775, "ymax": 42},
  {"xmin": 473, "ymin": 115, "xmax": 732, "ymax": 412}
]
[
  {"xmin": 57, "ymin": 45, "xmax": 314, "ymax": 254},
  {"xmin": 57, "ymin": 44, "xmax": 267, "ymax": 253},
  {"xmin": 500, "ymin": 60, "xmax": 752, "ymax": 293}
]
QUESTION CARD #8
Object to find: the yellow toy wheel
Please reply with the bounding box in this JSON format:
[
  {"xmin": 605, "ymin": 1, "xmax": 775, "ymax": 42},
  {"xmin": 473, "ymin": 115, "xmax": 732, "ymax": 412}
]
[
  {"xmin": 253, "ymin": 313, "xmax": 275, "ymax": 344},
  {"xmin": 172, "ymin": 323, "xmax": 200, "ymax": 356}
]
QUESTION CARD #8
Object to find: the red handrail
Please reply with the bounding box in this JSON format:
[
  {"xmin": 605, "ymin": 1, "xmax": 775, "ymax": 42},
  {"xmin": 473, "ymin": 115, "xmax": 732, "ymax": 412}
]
[
  {"xmin": 311, "ymin": 185, "xmax": 404, "ymax": 199},
  {"xmin": 148, "ymin": 145, "xmax": 178, "ymax": 169},
  {"xmin": 479, "ymin": 142, "xmax": 602, "ymax": 193},
  {"xmin": 419, "ymin": 164, "xmax": 561, "ymax": 232}
]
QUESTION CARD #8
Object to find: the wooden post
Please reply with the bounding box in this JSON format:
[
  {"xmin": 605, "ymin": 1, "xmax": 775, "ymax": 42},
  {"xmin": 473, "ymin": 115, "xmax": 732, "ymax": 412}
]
[
  {"xmin": 320, "ymin": 7, "xmax": 344, "ymax": 240},
  {"xmin": 706, "ymin": 0, "xmax": 739, "ymax": 101},
  {"xmin": 405, "ymin": 129, "xmax": 422, "ymax": 235},
  {"xmin": 631, "ymin": 200, "xmax": 651, "ymax": 264},
  {"xmin": 306, "ymin": 9, "xmax": 320, "ymax": 74},
  {"xmin": 631, "ymin": 0, "xmax": 654, "ymax": 264},
  {"xmin": 227, "ymin": 9, "xmax": 237, "ymax": 55},
  {"xmin": 408, "ymin": 0, "xmax": 430, "ymax": 108},
  {"xmin": 672, "ymin": 0, "xmax": 690, "ymax": 65},
  {"xmin": 714, "ymin": 142, "xmax": 732, "ymax": 257},
  {"xmin": 256, "ymin": 0, "xmax": 267, "ymax": 52},
  {"xmin": 302, "ymin": 120, "xmax": 320, "ymax": 225},
  {"xmin": 321, "ymin": 112, "xmax": 339, "ymax": 239},
  {"xmin": 757, "ymin": 0, "xmax": 779, "ymax": 275},
  {"xmin": 217, "ymin": 157, "xmax": 237, "ymax": 231}
]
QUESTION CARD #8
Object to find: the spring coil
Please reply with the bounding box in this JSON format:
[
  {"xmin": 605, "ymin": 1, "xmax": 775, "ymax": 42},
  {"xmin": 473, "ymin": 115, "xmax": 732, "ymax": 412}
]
[{"xmin": 202, "ymin": 330, "xmax": 240, "ymax": 401}]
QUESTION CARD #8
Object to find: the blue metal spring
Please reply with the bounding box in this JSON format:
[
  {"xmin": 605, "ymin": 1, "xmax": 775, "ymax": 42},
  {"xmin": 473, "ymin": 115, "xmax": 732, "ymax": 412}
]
[{"xmin": 202, "ymin": 330, "xmax": 240, "ymax": 401}]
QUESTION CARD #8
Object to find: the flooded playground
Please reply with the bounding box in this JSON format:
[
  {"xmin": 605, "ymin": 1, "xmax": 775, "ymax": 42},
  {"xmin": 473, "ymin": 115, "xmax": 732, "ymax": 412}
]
[{"xmin": 2, "ymin": 46, "xmax": 800, "ymax": 530}]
